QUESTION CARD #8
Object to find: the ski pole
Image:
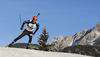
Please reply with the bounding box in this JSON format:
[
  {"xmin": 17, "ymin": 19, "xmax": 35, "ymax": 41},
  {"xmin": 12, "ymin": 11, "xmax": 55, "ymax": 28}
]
[
  {"xmin": 19, "ymin": 14, "xmax": 22, "ymax": 26},
  {"xmin": 37, "ymin": 13, "xmax": 40, "ymax": 17}
]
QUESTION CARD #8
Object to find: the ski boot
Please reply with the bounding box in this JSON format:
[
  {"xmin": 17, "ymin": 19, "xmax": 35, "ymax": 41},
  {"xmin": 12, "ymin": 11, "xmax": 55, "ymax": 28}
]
[
  {"xmin": 6, "ymin": 43, "xmax": 13, "ymax": 47},
  {"xmin": 6, "ymin": 41, "xmax": 15, "ymax": 47},
  {"xmin": 26, "ymin": 43, "xmax": 31, "ymax": 49}
]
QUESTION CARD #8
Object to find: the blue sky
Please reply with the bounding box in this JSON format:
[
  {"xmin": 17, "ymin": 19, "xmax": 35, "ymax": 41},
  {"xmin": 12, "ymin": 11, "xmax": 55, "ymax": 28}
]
[{"xmin": 0, "ymin": 0, "xmax": 100, "ymax": 46}]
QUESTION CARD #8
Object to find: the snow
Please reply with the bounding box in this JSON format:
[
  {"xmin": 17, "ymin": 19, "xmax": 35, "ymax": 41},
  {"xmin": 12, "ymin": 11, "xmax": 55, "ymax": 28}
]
[{"xmin": 0, "ymin": 47, "xmax": 92, "ymax": 57}]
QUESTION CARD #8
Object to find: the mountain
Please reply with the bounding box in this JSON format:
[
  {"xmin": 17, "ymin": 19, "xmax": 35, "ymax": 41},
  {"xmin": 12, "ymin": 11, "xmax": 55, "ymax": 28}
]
[
  {"xmin": 49, "ymin": 35, "xmax": 74, "ymax": 51},
  {"xmin": 48, "ymin": 23, "xmax": 100, "ymax": 51}
]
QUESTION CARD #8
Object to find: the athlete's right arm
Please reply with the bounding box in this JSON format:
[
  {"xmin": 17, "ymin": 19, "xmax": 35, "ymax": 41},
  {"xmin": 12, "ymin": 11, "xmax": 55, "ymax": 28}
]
[{"xmin": 21, "ymin": 20, "xmax": 31, "ymax": 30}]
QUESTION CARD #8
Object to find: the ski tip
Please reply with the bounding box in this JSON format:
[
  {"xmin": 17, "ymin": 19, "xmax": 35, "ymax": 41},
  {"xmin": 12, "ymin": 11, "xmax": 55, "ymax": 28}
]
[{"xmin": 6, "ymin": 45, "xmax": 10, "ymax": 47}]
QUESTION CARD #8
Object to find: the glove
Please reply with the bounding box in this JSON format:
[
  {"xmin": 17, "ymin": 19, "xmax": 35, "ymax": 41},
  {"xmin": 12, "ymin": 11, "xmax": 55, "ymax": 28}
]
[
  {"xmin": 20, "ymin": 27, "xmax": 23, "ymax": 30},
  {"xmin": 29, "ymin": 34, "xmax": 33, "ymax": 36},
  {"xmin": 29, "ymin": 33, "xmax": 34, "ymax": 36},
  {"xmin": 32, "ymin": 33, "xmax": 34, "ymax": 35}
]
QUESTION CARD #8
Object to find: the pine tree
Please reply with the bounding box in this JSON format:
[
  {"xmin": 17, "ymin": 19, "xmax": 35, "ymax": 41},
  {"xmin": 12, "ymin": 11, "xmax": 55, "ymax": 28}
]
[{"xmin": 38, "ymin": 28, "xmax": 50, "ymax": 51}]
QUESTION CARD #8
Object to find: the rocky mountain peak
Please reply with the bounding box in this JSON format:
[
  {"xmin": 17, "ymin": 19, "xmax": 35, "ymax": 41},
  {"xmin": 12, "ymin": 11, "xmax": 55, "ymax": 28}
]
[
  {"xmin": 53, "ymin": 36, "xmax": 64, "ymax": 42},
  {"xmin": 96, "ymin": 23, "xmax": 100, "ymax": 27},
  {"xmin": 93, "ymin": 23, "xmax": 100, "ymax": 32},
  {"xmin": 83, "ymin": 29, "xmax": 88, "ymax": 33},
  {"xmin": 49, "ymin": 23, "xmax": 100, "ymax": 51}
]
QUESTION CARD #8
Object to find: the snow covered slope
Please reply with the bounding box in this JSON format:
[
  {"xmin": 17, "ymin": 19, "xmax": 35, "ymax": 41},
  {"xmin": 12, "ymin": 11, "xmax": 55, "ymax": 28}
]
[{"xmin": 0, "ymin": 47, "xmax": 92, "ymax": 57}]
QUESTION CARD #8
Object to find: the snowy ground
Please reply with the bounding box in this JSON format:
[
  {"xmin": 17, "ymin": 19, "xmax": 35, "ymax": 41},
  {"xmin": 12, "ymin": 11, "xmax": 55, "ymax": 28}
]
[{"xmin": 0, "ymin": 47, "xmax": 92, "ymax": 57}]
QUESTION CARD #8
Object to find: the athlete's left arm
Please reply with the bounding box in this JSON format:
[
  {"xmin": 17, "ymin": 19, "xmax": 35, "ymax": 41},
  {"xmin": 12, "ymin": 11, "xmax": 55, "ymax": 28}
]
[{"xmin": 33, "ymin": 23, "xmax": 40, "ymax": 35}]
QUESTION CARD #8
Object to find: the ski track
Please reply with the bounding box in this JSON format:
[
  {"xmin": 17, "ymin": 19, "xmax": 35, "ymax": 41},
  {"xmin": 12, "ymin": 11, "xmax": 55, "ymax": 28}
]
[{"xmin": 0, "ymin": 47, "xmax": 92, "ymax": 57}]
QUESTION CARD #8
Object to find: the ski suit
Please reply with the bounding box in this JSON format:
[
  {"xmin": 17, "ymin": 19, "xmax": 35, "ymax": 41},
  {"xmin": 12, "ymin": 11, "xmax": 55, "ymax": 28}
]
[{"xmin": 10, "ymin": 20, "xmax": 39, "ymax": 46}]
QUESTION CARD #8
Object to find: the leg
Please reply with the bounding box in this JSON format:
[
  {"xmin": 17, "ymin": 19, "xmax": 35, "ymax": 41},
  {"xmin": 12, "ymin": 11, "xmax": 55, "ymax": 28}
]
[
  {"xmin": 28, "ymin": 36, "xmax": 32, "ymax": 44},
  {"xmin": 8, "ymin": 30, "xmax": 28, "ymax": 47},
  {"xmin": 26, "ymin": 34, "xmax": 32, "ymax": 49},
  {"xmin": 14, "ymin": 33, "xmax": 26, "ymax": 42}
]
